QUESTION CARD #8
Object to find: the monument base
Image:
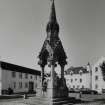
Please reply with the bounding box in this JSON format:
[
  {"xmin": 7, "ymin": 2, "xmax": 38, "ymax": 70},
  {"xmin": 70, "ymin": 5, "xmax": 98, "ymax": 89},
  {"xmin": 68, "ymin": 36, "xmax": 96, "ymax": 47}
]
[
  {"xmin": 41, "ymin": 77, "xmax": 69, "ymax": 98},
  {"xmin": 36, "ymin": 70, "xmax": 70, "ymax": 104},
  {"xmin": 36, "ymin": 78, "xmax": 78, "ymax": 105}
]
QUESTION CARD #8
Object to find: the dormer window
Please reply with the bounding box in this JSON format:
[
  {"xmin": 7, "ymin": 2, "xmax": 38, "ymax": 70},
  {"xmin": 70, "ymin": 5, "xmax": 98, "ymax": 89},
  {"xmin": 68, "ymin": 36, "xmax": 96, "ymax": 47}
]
[
  {"xmin": 80, "ymin": 72, "xmax": 82, "ymax": 75},
  {"xmin": 79, "ymin": 70, "xmax": 83, "ymax": 75},
  {"xmin": 70, "ymin": 71, "xmax": 73, "ymax": 76}
]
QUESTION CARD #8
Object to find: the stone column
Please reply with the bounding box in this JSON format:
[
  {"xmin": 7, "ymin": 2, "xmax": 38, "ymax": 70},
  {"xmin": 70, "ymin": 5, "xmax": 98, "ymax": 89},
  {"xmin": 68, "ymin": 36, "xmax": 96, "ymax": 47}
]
[
  {"xmin": 51, "ymin": 62, "xmax": 55, "ymax": 98},
  {"xmin": 41, "ymin": 67, "xmax": 44, "ymax": 86},
  {"xmin": 61, "ymin": 65, "xmax": 64, "ymax": 79},
  {"xmin": 60, "ymin": 65, "xmax": 68, "ymax": 97}
]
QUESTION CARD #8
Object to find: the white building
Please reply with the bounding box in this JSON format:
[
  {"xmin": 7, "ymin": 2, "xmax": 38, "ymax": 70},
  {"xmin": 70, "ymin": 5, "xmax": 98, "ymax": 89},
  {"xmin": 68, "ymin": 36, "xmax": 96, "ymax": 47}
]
[
  {"xmin": 65, "ymin": 64, "xmax": 91, "ymax": 90},
  {"xmin": 65, "ymin": 57, "xmax": 105, "ymax": 94},
  {"xmin": 92, "ymin": 57, "xmax": 105, "ymax": 93},
  {"xmin": 0, "ymin": 61, "xmax": 41, "ymax": 95}
]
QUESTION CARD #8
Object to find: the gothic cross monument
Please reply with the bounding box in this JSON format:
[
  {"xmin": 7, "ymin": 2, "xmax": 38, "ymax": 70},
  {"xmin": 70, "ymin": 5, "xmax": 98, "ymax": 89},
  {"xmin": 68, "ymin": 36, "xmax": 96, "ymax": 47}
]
[{"xmin": 38, "ymin": 0, "xmax": 68, "ymax": 99}]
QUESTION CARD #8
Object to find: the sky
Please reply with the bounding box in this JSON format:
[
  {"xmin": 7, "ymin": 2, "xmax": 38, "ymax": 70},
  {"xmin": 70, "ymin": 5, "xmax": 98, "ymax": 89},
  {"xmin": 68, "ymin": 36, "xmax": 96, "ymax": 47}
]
[{"xmin": 0, "ymin": 0, "xmax": 105, "ymax": 71}]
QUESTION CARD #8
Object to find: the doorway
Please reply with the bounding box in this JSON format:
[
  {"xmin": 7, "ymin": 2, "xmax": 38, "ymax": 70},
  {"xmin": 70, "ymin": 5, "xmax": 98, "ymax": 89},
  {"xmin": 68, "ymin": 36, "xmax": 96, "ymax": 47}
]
[{"xmin": 29, "ymin": 82, "xmax": 34, "ymax": 93}]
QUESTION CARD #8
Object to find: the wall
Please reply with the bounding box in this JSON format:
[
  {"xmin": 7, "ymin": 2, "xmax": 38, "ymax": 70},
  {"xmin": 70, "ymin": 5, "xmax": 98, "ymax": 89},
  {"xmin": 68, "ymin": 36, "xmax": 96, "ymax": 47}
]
[{"xmin": 2, "ymin": 69, "xmax": 41, "ymax": 93}]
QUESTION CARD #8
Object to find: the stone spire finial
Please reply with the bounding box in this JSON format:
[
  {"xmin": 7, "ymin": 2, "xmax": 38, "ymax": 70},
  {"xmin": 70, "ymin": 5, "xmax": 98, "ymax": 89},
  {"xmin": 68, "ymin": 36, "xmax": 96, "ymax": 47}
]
[
  {"xmin": 46, "ymin": 0, "xmax": 59, "ymax": 33},
  {"xmin": 50, "ymin": 0, "xmax": 56, "ymax": 22}
]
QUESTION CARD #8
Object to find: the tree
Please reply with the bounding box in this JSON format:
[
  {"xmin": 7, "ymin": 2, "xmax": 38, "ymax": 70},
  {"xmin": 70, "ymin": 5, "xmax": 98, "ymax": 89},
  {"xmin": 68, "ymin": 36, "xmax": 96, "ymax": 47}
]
[{"xmin": 100, "ymin": 61, "xmax": 105, "ymax": 81}]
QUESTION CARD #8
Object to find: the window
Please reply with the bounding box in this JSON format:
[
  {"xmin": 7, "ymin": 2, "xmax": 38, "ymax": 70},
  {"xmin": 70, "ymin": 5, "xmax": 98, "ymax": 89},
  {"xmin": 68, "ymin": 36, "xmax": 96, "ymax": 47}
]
[
  {"xmin": 12, "ymin": 71, "xmax": 16, "ymax": 78},
  {"xmin": 19, "ymin": 82, "xmax": 22, "ymax": 88},
  {"xmin": 95, "ymin": 75, "xmax": 98, "ymax": 80},
  {"xmin": 19, "ymin": 72, "xmax": 22, "ymax": 79},
  {"xmin": 13, "ymin": 82, "xmax": 16, "ymax": 89},
  {"xmin": 95, "ymin": 67, "xmax": 98, "ymax": 72},
  {"xmin": 30, "ymin": 75, "xmax": 33, "ymax": 79},
  {"xmin": 35, "ymin": 83, "xmax": 37, "ymax": 88},
  {"xmin": 25, "ymin": 73, "xmax": 28, "ymax": 79},
  {"xmin": 71, "ymin": 79, "xmax": 73, "ymax": 83},
  {"xmin": 35, "ymin": 75, "xmax": 37, "ymax": 80},
  {"xmin": 75, "ymin": 78, "xmax": 77, "ymax": 81},
  {"xmin": 95, "ymin": 84, "xmax": 98, "ymax": 89},
  {"xmin": 80, "ymin": 72, "xmax": 82, "ymax": 75},
  {"xmin": 80, "ymin": 78, "xmax": 82, "ymax": 83},
  {"xmin": 39, "ymin": 76, "xmax": 41, "ymax": 82},
  {"xmin": 25, "ymin": 82, "xmax": 28, "ymax": 88},
  {"xmin": 82, "ymin": 85, "xmax": 84, "ymax": 89},
  {"xmin": 73, "ymin": 85, "xmax": 75, "ymax": 88},
  {"xmin": 77, "ymin": 85, "xmax": 79, "ymax": 89}
]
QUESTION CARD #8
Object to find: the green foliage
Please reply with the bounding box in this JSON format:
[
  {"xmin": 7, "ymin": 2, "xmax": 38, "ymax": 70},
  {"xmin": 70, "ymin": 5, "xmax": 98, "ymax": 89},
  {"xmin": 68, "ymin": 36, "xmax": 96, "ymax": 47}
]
[{"xmin": 100, "ymin": 61, "xmax": 105, "ymax": 81}]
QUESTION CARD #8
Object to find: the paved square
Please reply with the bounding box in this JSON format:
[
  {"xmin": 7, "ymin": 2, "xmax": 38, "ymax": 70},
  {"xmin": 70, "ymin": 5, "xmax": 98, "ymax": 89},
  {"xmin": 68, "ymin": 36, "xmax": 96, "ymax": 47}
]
[{"xmin": 1, "ymin": 94, "xmax": 105, "ymax": 105}]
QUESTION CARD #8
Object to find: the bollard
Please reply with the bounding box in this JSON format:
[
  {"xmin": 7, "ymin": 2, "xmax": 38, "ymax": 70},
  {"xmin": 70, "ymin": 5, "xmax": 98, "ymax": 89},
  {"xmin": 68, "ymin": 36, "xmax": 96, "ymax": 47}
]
[{"xmin": 23, "ymin": 93, "xmax": 27, "ymax": 99}]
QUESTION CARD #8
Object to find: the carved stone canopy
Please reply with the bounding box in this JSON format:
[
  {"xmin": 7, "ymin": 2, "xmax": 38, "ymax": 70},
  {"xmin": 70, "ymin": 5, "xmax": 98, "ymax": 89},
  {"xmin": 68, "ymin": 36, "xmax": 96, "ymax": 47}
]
[
  {"xmin": 38, "ymin": 39, "xmax": 67, "ymax": 67},
  {"xmin": 38, "ymin": 0, "xmax": 67, "ymax": 68}
]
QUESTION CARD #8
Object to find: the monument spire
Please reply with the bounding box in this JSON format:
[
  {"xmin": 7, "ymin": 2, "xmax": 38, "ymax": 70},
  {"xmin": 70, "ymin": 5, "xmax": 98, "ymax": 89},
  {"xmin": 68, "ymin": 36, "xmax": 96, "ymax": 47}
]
[
  {"xmin": 49, "ymin": 0, "xmax": 56, "ymax": 23},
  {"xmin": 46, "ymin": 0, "xmax": 59, "ymax": 33},
  {"xmin": 39, "ymin": 0, "xmax": 67, "ymax": 68}
]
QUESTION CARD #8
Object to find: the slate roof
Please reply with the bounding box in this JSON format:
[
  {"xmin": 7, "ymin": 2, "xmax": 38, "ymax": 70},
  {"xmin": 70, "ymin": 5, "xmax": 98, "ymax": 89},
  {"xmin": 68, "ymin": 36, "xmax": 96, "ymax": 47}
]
[
  {"xmin": 65, "ymin": 66, "xmax": 89, "ymax": 75},
  {"xmin": 0, "ymin": 61, "xmax": 41, "ymax": 76}
]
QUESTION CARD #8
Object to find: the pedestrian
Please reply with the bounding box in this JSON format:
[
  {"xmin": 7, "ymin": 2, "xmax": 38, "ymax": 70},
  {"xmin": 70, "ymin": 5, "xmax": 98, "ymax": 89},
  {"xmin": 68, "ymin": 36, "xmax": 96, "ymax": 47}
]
[{"xmin": 79, "ymin": 91, "xmax": 82, "ymax": 98}]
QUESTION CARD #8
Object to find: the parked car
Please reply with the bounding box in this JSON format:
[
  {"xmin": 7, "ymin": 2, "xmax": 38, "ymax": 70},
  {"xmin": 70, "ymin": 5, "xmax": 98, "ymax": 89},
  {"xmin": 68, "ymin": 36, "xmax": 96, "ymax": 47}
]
[
  {"xmin": 69, "ymin": 88, "xmax": 80, "ymax": 93},
  {"xmin": 69, "ymin": 88, "xmax": 75, "ymax": 93},
  {"xmin": 80, "ymin": 88, "xmax": 98, "ymax": 94},
  {"xmin": 2, "ymin": 88, "xmax": 14, "ymax": 95},
  {"xmin": 74, "ymin": 89, "xmax": 80, "ymax": 93},
  {"xmin": 8, "ymin": 87, "xmax": 14, "ymax": 95},
  {"xmin": 2, "ymin": 89, "xmax": 8, "ymax": 94}
]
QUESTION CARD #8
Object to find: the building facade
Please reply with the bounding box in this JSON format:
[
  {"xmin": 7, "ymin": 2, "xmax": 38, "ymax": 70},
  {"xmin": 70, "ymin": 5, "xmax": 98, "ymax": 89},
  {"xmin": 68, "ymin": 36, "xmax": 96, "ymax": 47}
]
[
  {"xmin": 65, "ymin": 57, "xmax": 105, "ymax": 94},
  {"xmin": 65, "ymin": 65, "xmax": 91, "ymax": 91},
  {"xmin": 0, "ymin": 61, "xmax": 41, "ymax": 95},
  {"xmin": 92, "ymin": 57, "xmax": 105, "ymax": 93}
]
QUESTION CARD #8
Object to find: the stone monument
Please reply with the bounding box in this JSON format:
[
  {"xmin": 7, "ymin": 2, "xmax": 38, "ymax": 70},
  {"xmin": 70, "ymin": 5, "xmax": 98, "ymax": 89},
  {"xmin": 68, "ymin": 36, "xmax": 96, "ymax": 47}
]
[{"xmin": 38, "ymin": 0, "xmax": 69, "ymax": 103}]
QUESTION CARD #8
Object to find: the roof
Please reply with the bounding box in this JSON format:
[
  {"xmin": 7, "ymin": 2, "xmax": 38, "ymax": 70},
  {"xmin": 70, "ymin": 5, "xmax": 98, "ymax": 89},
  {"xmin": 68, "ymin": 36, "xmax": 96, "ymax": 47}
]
[
  {"xmin": 92, "ymin": 56, "xmax": 105, "ymax": 68},
  {"xmin": 65, "ymin": 66, "xmax": 89, "ymax": 75},
  {"xmin": 0, "ymin": 61, "xmax": 41, "ymax": 76}
]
